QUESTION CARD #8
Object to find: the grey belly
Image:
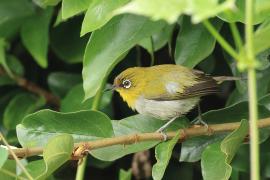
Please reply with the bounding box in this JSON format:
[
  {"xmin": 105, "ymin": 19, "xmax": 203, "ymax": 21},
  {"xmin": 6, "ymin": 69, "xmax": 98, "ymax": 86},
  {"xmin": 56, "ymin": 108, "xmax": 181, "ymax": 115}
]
[{"xmin": 134, "ymin": 96, "xmax": 200, "ymax": 120}]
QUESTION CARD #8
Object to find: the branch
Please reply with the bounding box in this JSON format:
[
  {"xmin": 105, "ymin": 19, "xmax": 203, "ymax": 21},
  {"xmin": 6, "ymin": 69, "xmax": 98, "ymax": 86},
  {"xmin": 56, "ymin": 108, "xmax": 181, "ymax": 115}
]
[
  {"xmin": 8, "ymin": 117, "xmax": 270, "ymax": 160},
  {"xmin": 0, "ymin": 66, "xmax": 60, "ymax": 107}
]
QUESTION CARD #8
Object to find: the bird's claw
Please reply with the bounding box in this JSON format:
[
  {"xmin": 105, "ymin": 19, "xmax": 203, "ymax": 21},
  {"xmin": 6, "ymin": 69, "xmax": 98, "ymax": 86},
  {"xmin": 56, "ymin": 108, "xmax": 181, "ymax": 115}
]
[{"xmin": 156, "ymin": 129, "xmax": 168, "ymax": 141}]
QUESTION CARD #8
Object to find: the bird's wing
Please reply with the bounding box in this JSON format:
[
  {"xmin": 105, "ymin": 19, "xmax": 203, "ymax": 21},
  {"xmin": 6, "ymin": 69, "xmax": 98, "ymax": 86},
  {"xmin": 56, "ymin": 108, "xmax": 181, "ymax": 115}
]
[{"xmin": 144, "ymin": 67, "xmax": 219, "ymax": 101}]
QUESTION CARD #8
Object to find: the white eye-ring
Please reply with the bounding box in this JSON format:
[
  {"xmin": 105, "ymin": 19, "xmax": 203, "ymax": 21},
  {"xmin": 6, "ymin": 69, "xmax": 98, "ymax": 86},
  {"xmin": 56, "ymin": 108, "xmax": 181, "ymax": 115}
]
[{"xmin": 122, "ymin": 79, "xmax": 132, "ymax": 89}]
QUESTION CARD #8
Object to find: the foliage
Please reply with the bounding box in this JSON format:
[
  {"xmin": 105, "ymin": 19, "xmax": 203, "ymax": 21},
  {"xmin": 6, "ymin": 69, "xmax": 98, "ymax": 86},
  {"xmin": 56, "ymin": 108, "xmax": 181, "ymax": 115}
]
[{"xmin": 0, "ymin": 0, "xmax": 270, "ymax": 180}]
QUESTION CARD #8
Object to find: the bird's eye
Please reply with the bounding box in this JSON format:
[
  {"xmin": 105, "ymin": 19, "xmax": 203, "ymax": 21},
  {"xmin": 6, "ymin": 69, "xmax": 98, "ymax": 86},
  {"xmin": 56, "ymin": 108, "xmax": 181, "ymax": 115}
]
[{"xmin": 122, "ymin": 79, "xmax": 131, "ymax": 89}]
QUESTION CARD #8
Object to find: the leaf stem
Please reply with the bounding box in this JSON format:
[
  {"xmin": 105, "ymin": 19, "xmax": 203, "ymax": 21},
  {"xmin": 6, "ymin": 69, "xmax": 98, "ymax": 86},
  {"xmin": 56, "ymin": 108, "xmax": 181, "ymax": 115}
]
[
  {"xmin": 150, "ymin": 36, "xmax": 155, "ymax": 66},
  {"xmin": 203, "ymin": 20, "xmax": 240, "ymax": 61},
  {"xmin": 229, "ymin": 23, "xmax": 243, "ymax": 51},
  {"xmin": 245, "ymin": 0, "xmax": 259, "ymax": 179}
]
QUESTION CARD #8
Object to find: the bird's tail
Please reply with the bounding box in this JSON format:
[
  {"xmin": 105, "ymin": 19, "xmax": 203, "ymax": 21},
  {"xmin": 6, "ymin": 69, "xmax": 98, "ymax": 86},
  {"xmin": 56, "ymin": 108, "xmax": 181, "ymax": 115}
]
[{"xmin": 213, "ymin": 76, "xmax": 245, "ymax": 84}]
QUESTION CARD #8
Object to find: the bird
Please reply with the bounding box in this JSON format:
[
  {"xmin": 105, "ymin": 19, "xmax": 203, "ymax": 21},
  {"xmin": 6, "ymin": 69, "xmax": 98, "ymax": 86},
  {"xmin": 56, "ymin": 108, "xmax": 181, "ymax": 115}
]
[{"xmin": 113, "ymin": 64, "xmax": 239, "ymax": 133}]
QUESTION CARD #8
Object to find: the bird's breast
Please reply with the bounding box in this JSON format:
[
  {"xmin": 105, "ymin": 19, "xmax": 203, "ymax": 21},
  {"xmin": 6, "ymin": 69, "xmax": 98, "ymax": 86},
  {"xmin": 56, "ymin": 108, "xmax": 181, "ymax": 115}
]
[{"xmin": 134, "ymin": 96, "xmax": 200, "ymax": 120}]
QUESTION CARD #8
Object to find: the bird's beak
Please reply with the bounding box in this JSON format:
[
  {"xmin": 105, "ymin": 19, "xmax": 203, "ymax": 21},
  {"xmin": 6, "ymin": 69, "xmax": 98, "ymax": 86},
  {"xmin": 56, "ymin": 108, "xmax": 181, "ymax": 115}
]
[{"xmin": 103, "ymin": 84, "xmax": 117, "ymax": 92}]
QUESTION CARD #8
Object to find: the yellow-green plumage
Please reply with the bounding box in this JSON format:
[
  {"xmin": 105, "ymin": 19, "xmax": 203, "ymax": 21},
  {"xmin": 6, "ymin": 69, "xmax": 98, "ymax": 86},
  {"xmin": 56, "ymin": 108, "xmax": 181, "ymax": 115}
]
[{"xmin": 114, "ymin": 64, "xmax": 219, "ymax": 120}]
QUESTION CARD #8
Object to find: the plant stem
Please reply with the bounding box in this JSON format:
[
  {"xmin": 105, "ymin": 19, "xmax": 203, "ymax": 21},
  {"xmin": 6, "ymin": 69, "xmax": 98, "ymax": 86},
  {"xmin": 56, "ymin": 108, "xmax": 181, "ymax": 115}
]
[
  {"xmin": 150, "ymin": 36, "xmax": 155, "ymax": 66},
  {"xmin": 75, "ymin": 78, "xmax": 107, "ymax": 180},
  {"xmin": 203, "ymin": 20, "xmax": 240, "ymax": 61},
  {"xmin": 229, "ymin": 23, "xmax": 243, "ymax": 51},
  {"xmin": 246, "ymin": 0, "xmax": 259, "ymax": 179}
]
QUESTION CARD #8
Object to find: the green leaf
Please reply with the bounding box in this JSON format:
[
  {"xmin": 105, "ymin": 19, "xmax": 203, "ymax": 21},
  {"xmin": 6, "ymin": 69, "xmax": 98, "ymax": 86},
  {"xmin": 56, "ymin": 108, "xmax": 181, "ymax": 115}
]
[
  {"xmin": 81, "ymin": 0, "xmax": 129, "ymax": 36},
  {"xmin": 152, "ymin": 131, "xmax": 180, "ymax": 180},
  {"xmin": 0, "ymin": 160, "xmax": 16, "ymax": 180},
  {"xmin": 201, "ymin": 120, "xmax": 249, "ymax": 180},
  {"xmin": 139, "ymin": 24, "xmax": 174, "ymax": 52},
  {"xmin": 175, "ymin": 17, "xmax": 222, "ymax": 68},
  {"xmin": 119, "ymin": 169, "xmax": 132, "ymax": 180},
  {"xmin": 0, "ymin": 0, "xmax": 34, "ymax": 38},
  {"xmin": 33, "ymin": 0, "xmax": 61, "ymax": 7},
  {"xmin": 62, "ymin": 0, "xmax": 91, "ymax": 19},
  {"xmin": 259, "ymin": 93, "xmax": 270, "ymax": 111},
  {"xmin": 48, "ymin": 72, "xmax": 82, "ymax": 98},
  {"xmin": 17, "ymin": 110, "xmax": 114, "ymax": 148},
  {"xmin": 51, "ymin": 16, "xmax": 89, "ymax": 63},
  {"xmin": 180, "ymin": 102, "xmax": 270, "ymax": 162},
  {"xmin": 21, "ymin": 134, "xmax": 73, "ymax": 179},
  {"xmin": 61, "ymin": 84, "xmax": 113, "ymax": 113},
  {"xmin": 0, "ymin": 147, "xmax": 8, "ymax": 168},
  {"xmin": 253, "ymin": 22, "xmax": 270, "ymax": 55},
  {"xmin": 83, "ymin": 14, "xmax": 166, "ymax": 100},
  {"xmin": 20, "ymin": 8, "xmax": 53, "ymax": 68},
  {"xmin": 115, "ymin": 0, "xmax": 234, "ymax": 24},
  {"xmin": 218, "ymin": 0, "xmax": 270, "ymax": 24},
  {"xmin": 3, "ymin": 93, "xmax": 45, "ymax": 130},
  {"xmin": 91, "ymin": 115, "xmax": 188, "ymax": 161}
]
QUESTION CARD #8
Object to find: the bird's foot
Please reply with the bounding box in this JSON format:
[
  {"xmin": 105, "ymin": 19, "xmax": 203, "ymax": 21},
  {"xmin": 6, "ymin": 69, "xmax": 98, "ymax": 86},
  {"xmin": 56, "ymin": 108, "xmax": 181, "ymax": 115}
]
[{"xmin": 156, "ymin": 129, "xmax": 168, "ymax": 141}]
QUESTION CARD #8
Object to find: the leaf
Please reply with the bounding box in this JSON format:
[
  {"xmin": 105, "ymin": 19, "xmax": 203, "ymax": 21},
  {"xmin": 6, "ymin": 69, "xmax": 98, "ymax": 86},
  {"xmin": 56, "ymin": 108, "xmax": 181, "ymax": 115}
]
[
  {"xmin": 259, "ymin": 93, "xmax": 270, "ymax": 111},
  {"xmin": 20, "ymin": 8, "xmax": 53, "ymax": 68},
  {"xmin": 218, "ymin": 0, "xmax": 270, "ymax": 24},
  {"xmin": 0, "ymin": 0, "xmax": 34, "ymax": 38},
  {"xmin": 0, "ymin": 147, "xmax": 8, "ymax": 168},
  {"xmin": 81, "ymin": 0, "xmax": 129, "ymax": 36},
  {"xmin": 119, "ymin": 169, "xmax": 132, "ymax": 180},
  {"xmin": 61, "ymin": 84, "xmax": 113, "ymax": 113},
  {"xmin": 0, "ymin": 160, "xmax": 16, "ymax": 180},
  {"xmin": 253, "ymin": 22, "xmax": 270, "ymax": 55},
  {"xmin": 62, "ymin": 0, "xmax": 91, "ymax": 19},
  {"xmin": 33, "ymin": 0, "xmax": 61, "ymax": 7},
  {"xmin": 48, "ymin": 72, "xmax": 82, "ymax": 98},
  {"xmin": 0, "ymin": 39, "xmax": 13, "ymax": 77},
  {"xmin": 50, "ymin": 16, "xmax": 89, "ymax": 63},
  {"xmin": 21, "ymin": 134, "xmax": 73, "ymax": 179},
  {"xmin": 16, "ymin": 110, "xmax": 114, "ymax": 148},
  {"xmin": 152, "ymin": 131, "xmax": 180, "ymax": 180},
  {"xmin": 174, "ymin": 17, "xmax": 222, "ymax": 68},
  {"xmin": 201, "ymin": 120, "xmax": 249, "ymax": 180},
  {"xmin": 91, "ymin": 115, "xmax": 188, "ymax": 161},
  {"xmin": 3, "ymin": 93, "xmax": 45, "ymax": 130},
  {"xmin": 83, "ymin": 14, "xmax": 166, "ymax": 100},
  {"xmin": 180, "ymin": 102, "xmax": 270, "ymax": 162},
  {"xmin": 115, "ymin": 0, "xmax": 234, "ymax": 24}
]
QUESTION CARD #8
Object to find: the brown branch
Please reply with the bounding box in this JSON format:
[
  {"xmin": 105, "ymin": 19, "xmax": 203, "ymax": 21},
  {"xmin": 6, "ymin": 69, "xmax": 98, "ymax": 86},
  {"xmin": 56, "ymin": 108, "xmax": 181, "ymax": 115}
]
[
  {"xmin": 0, "ymin": 66, "xmax": 60, "ymax": 107},
  {"xmin": 7, "ymin": 117, "xmax": 270, "ymax": 160}
]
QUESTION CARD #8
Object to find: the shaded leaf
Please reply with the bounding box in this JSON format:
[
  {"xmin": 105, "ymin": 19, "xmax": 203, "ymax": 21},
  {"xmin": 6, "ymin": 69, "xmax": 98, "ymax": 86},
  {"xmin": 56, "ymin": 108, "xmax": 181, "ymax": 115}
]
[
  {"xmin": 33, "ymin": 0, "xmax": 60, "ymax": 7},
  {"xmin": 253, "ymin": 22, "xmax": 270, "ymax": 55},
  {"xmin": 83, "ymin": 14, "xmax": 165, "ymax": 99},
  {"xmin": 201, "ymin": 120, "xmax": 249, "ymax": 180},
  {"xmin": 51, "ymin": 16, "xmax": 89, "ymax": 63},
  {"xmin": 21, "ymin": 134, "xmax": 73, "ymax": 179},
  {"xmin": 62, "ymin": 0, "xmax": 91, "ymax": 19},
  {"xmin": 0, "ymin": 147, "xmax": 8, "ymax": 168},
  {"xmin": 48, "ymin": 72, "xmax": 82, "ymax": 98},
  {"xmin": 3, "ymin": 93, "xmax": 45, "ymax": 130},
  {"xmin": 259, "ymin": 93, "xmax": 270, "ymax": 111},
  {"xmin": 175, "ymin": 17, "xmax": 222, "ymax": 68},
  {"xmin": 81, "ymin": 0, "xmax": 129, "ymax": 36},
  {"xmin": 20, "ymin": 8, "xmax": 53, "ymax": 68},
  {"xmin": 152, "ymin": 131, "xmax": 180, "ymax": 180},
  {"xmin": 0, "ymin": 160, "xmax": 16, "ymax": 180},
  {"xmin": 119, "ymin": 169, "xmax": 132, "ymax": 180},
  {"xmin": 17, "ymin": 110, "xmax": 114, "ymax": 148}
]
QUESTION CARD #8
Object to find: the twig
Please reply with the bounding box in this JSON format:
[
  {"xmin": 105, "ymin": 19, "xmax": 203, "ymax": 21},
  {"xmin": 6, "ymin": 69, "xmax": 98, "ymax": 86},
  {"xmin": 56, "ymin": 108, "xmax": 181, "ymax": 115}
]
[
  {"xmin": 0, "ymin": 133, "xmax": 34, "ymax": 180},
  {"xmin": 7, "ymin": 117, "xmax": 270, "ymax": 160},
  {"xmin": 0, "ymin": 66, "xmax": 60, "ymax": 107}
]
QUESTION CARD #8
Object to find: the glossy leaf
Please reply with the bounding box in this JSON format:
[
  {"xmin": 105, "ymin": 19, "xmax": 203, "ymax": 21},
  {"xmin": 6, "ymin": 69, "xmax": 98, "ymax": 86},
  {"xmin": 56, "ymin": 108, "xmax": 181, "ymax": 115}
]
[
  {"xmin": 20, "ymin": 8, "xmax": 53, "ymax": 68},
  {"xmin": 0, "ymin": 147, "xmax": 8, "ymax": 168},
  {"xmin": 115, "ymin": 0, "xmax": 234, "ymax": 24},
  {"xmin": 119, "ymin": 169, "xmax": 132, "ymax": 180},
  {"xmin": 175, "ymin": 17, "xmax": 222, "ymax": 68},
  {"xmin": 48, "ymin": 72, "xmax": 82, "ymax": 98},
  {"xmin": 17, "ymin": 110, "xmax": 114, "ymax": 148},
  {"xmin": 152, "ymin": 131, "xmax": 180, "ymax": 180},
  {"xmin": 253, "ymin": 22, "xmax": 270, "ymax": 55},
  {"xmin": 81, "ymin": 0, "xmax": 129, "ymax": 36},
  {"xmin": 201, "ymin": 120, "xmax": 249, "ymax": 180},
  {"xmin": 61, "ymin": 84, "xmax": 113, "ymax": 113},
  {"xmin": 3, "ymin": 93, "xmax": 45, "ymax": 130},
  {"xmin": 51, "ymin": 16, "xmax": 89, "ymax": 63},
  {"xmin": 180, "ymin": 102, "xmax": 270, "ymax": 162},
  {"xmin": 90, "ymin": 115, "xmax": 188, "ymax": 161},
  {"xmin": 21, "ymin": 134, "xmax": 73, "ymax": 179},
  {"xmin": 0, "ymin": 0, "xmax": 34, "ymax": 38},
  {"xmin": 83, "ymin": 14, "xmax": 165, "ymax": 99},
  {"xmin": 62, "ymin": 0, "xmax": 91, "ymax": 19}
]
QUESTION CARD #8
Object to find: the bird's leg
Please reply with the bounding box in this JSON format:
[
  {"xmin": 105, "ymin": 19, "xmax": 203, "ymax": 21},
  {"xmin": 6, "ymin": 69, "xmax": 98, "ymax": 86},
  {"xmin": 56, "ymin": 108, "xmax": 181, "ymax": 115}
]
[
  {"xmin": 156, "ymin": 117, "xmax": 178, "ymax": 141},
  {"xmin": 191, "ymin": 104, "xmax": 208, "ymax": 128}
]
